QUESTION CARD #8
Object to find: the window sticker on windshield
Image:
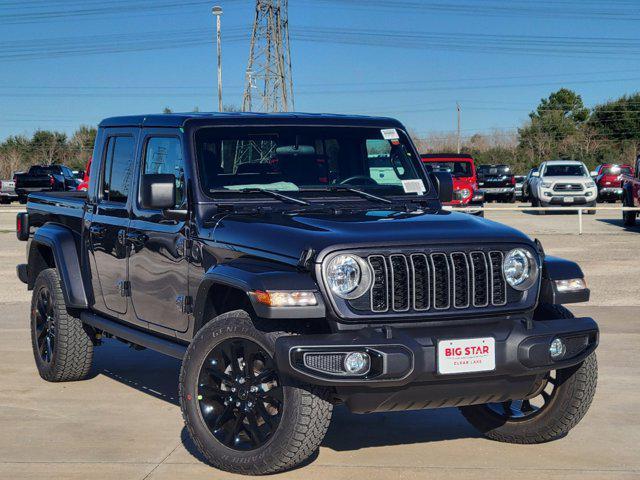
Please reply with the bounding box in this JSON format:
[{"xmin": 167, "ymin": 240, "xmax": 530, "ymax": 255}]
[
  {"xmin": 402, "ymin": 179, "xmax": 426, "ymax": 195},
  {"xmin": 381, "ymin": 128, "xmax": 400, "ymax": 141}
]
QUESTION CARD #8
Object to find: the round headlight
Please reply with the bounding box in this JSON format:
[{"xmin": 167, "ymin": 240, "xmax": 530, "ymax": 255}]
[
  {"xmin": 460, "ymin": 188, "xmax": 471, "ymax": 199},
  {"xmin": 503, "ymin": 248, "xmax": 538, "ymax": 291},
  {"xmin": 325, "ymin": 254, "xmax": 372, "ymax": 299}
]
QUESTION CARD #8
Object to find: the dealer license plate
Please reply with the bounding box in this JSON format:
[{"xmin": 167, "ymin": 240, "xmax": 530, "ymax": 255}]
[
  {"xmin": 563, "ymin": 197, "xmax": 574, "ymax": 203},
  {"xmin": 437, "ymin": 337, "xmax": 496, "ymax": 374}
]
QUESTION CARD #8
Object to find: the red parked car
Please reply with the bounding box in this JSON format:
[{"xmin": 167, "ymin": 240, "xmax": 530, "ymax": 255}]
[
  {"xmin": 76, "ymin": 157, "xmax": 91, "ymax": 192},
  {"xmin": 593, "ymin": 163, "xmax": 634, "ymax": 202},
  {"xmin": 421, "ymin": 153, "xmax": 484, "ymax": 216}
]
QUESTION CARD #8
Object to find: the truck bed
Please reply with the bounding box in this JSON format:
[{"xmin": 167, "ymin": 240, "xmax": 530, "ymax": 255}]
[{"xmin": 27, "ymin": 191, "xmax": 87, "ymax": 233}]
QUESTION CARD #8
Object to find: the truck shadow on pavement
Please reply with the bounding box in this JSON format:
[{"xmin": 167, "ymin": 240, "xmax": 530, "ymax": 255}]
[
  {"xmin": 93, "ymin": 338, "xmax": 481, "ymax": 458},
  {"xmin": 93, "ymin": 339, "xmax": 181, "ymax": 406},
  {"xmin": 597, "ymin": 218, "xmax": 640, "ymax": 232}
]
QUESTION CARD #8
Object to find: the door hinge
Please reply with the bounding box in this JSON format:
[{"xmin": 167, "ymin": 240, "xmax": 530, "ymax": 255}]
[
  {"xmin": 118, "ymin": 280, "xmax": 131, "ymax": 297},
  {"xmin": 176, "ymin": 295, "xmax": 193, "ymax": 314}
]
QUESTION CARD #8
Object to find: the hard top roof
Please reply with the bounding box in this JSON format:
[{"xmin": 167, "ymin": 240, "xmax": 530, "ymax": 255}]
[
  {"xmin": 420, "ymin": 153, "xmax": 473, "ymax": 160},
  {"xmin": 99, "ymin": 112, "xmax": 404, "ymax": 129},
  {"xmin": 545, "ymin": 160, "xmax": 585, "ymax": 165}
]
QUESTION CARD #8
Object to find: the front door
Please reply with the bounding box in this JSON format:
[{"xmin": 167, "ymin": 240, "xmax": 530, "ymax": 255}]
[
  {"xmin": 128, "ymin": 131, "xmax": 190, "ymax": 332},
  {"xmin": 90, "ymin": 132, "xmax": 137, "ymax": 316}
]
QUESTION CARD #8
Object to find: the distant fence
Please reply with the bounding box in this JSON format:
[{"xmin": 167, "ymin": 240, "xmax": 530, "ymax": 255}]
[{"xmin": 450, "ymin": 206, "xmax": 640, "ymax": 234}]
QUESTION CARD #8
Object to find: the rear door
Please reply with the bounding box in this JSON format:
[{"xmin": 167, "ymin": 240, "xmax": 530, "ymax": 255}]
[
  {"xmin": 128, "ymin": 129, "xmax": 190, "ymax": 333},
  {"xmin": 89, "ymin": 129, "xmax": 137, "ymax": 316}
]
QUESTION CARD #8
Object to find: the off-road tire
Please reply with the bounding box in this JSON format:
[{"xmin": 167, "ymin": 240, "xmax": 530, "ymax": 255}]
[
  {"xmin": 30, "ymin": 268, "xmax": 94, "ymax": 382},
  {"xmin": 180, "ymin": 310, "xmax": 333, "ymax": 475},
  {"xmin": 460, "ymin": 304, "xmax": 597, "ymax": 444}
]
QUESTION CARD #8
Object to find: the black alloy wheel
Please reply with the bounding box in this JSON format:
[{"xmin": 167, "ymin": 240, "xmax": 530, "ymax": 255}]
[
  {"xmin": 33, "ymin": 286, "xmax": 56, "ymax": 363},
  {"xmin": 196, "ymin": 337, "xmax": 282, "ymax": 451},
  {"xmin": 486, "ymin": 370, "xmax": 558, "ymax": 421}
]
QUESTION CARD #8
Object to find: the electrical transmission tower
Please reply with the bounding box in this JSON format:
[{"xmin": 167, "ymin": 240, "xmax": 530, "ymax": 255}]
[{"xmin": 242, "ymin": 0, "xmax": 294, "ymax": 112}]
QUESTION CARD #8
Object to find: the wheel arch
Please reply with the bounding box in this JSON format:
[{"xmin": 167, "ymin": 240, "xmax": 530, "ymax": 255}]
[
  {"xmin": 28, "ymin": 223, "xmax": 89, "ymax": 309},
  {"xmin": 192, "ymin": 262, "xmax": 326, "ymax": 335}
]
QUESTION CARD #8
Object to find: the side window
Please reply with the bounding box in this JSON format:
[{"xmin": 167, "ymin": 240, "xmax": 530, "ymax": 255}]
[
  {"xmin": 102, "ymin": 136, "xmax": 135, "ymax": 203},
  {"xmin": 143, "ymin": 137, "xmax": 184, "ymax": 208}
]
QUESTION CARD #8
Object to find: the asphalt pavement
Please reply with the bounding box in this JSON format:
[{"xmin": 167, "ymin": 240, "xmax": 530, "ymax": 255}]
[{"xmin": 0, "ymin": 204, "xmax": 638, "ymax": 479}]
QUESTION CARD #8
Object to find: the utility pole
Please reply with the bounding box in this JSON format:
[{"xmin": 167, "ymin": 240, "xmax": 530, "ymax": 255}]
[
  {"xmin": 212, "ymin": 5, "xmax": 223, "ymax": 112},
  {"xmin": 456, "ymin": 102, "xmax": 461, "ymax": 154},
  {"xmin": 242, "ymin": 0, "xmax": 294, "ymax": 112}
]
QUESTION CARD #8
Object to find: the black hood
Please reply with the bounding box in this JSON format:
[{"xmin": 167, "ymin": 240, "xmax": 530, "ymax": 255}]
[{"xmin": 212, "ymin": 208, "xmax": 533, "ymax": 262}]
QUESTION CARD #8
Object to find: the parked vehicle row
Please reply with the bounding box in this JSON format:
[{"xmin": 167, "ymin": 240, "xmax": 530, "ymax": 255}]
[
  {"xmin": 13, "ymin": 164, "xmax": 81, "ymax": 204},
  {"xmin": 16, "ymin": 112, "xmax": 598, "ymax": 475}
]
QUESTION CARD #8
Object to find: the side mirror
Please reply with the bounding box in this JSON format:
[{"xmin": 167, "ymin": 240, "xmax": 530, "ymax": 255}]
[
  {"xmin": 590, "ymin": 171, "xmax": 597, "ymax": 177},
  {"xmin": 429, "ymin": 171, "xmax": 453, "ymax": 203},
  {"xmin": 140, "ymin": 174, "xmax": 176, "ymax": 210}
]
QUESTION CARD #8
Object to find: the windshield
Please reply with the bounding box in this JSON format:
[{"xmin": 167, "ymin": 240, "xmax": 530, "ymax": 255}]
[
  {"xmin": 602, "ymin": 166, "xmax": 632, "ymax": 176},
  {"xmin": 544, "ymin": 164, "xmax": 588, "ymax": 177},
  {"xmin": 478, "ymin": 165, "xmax": 510, "ymax": 176},
  {"xmin": 29, "ymin": 166, "xmax": 58, "ymax": 175},
  {"xmin": 195, "ymin": 126, "xmax": 428, "ymax": 197},
  {"xmin": 423, "ymin": 161, "xmax": 472, "ymax": 177}
]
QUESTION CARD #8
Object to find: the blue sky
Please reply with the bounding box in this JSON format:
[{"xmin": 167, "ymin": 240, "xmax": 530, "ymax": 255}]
[{"xmin": 1, "ymin": 0, "xmax": 639, "ymax": 140}]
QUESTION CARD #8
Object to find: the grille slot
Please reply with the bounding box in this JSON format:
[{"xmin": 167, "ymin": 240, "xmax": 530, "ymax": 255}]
[
  {"xmin": 364, "ymin": 250, "xmax": 510, "ymax": 314},
  {"xmin": 389, "ymin": 255, "xmax": 410, "ymax": 312},
  {"xmin": 489, "ymin": 251, "xmax": 507, "ymax": 306},
  {"xmin": 470, "ymin": 252, "xmax": 489, "ymax": 307},
  {"xmin": 451, "ymin": 252, "xmax": 470, "ymax": 308},
  {"xmin": 410, "ymin": 254, "xmax": 430, "ymax": 311},
  {"xmin": 430, "ymin": 253, "xmax": 450, "ymax": 310},
  {"xmin": 368, "ymin": 255, "xmax": 389, "ymax": 312}
]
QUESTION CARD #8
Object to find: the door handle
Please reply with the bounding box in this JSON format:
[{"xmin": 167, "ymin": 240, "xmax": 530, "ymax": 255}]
[
  {"xmin": 89, "ymin": 225, "xmax": 105, "ymax": 237},
  {"xmin": 126, "ymin": 232, "xmax": 148, "ymax": 246}
]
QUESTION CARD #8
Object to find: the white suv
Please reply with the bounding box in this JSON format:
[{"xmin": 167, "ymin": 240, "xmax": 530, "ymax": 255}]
[{"xmin": 529, "ymin": 160, "xmax": 597, "ymax": 214}]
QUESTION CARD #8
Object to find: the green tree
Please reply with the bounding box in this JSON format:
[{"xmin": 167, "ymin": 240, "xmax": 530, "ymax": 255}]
[{"xmin": 518, "ymin": 88, "xmax": 590, "ymax": 163}]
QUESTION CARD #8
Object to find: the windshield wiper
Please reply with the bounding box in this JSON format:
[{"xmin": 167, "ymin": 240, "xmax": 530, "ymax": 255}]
[
  {"xmin": 238, "ymin": 188, "xmax": 309, "ymax": 206},
  {"xmin": 325, "ymin": 185, "xmax": 392, "ymax": 204}
]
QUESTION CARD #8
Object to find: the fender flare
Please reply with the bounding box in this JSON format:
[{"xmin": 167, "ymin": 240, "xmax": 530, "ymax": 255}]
[
  {"xmin": 193, "ymin": 261, "xmax": 326, "ymax": 327},
  {"xmin": 29, "ymin": 223, "xmax": 89, "ymax": 309},
  {"xmin": 539, "ymin": 255, "xmax": 589, "ymax": 305}
]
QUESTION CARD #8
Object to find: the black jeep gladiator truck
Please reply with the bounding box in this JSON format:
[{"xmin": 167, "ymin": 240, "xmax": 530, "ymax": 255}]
[{"xmin": 16, "ymin": 113, "xmax": 598, "ymax": 475}]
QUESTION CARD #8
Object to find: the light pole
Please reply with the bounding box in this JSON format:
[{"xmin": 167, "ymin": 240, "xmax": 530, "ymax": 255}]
[
  {"xmin": 456, "ymin": 102, "xmax": 461, "ymax": 154},
  {"xmin": 212, "ymin": 5, "xmax": 223, "ymax": 112}
]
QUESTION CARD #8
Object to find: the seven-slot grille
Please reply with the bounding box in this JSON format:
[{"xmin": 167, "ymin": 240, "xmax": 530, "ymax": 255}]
[
  {"xmin": 553, "ymin": 183, "xmax": 583, "ymax": 192},
  {"xmin": 366, "ymin": 251, "xmax": 507, "ymax": 313}
]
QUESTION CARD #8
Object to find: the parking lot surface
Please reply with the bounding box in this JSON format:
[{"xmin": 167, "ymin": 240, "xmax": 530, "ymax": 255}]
[{"xmin": 0, "ymin": 205, "xmax": 639, "ymax": 479}]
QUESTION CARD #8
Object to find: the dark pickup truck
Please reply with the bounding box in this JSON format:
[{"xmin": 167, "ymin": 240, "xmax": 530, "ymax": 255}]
[
  {"xmin": 16, "ymin": 113, "xmax": 598, "ymax": 475},
  {"xmin": 14, "ymin": 164, "xmax": 80, "ymax": 204},
  {"xmin": 478, "ymin": 164, "xmax": 516, "ymax": 202}
]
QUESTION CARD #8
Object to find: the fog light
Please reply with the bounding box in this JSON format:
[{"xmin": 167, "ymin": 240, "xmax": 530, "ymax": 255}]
[
  {"xmin": 549, "ymin": 338, "xmax": 566, "ymax": 360},
  {"xmin": 544, "ymin": 191, "xmax": 552, "ymax": 197},
  {"xmin": 344, "ymin": 352, "xmax": 370, "ymax": 375}
]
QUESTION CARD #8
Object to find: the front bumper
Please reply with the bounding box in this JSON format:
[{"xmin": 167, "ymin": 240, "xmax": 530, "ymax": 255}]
[
  {"xmin": 275, "ymin": 316, "xmax": 598, "ymax": 413},
  {"xmin": 481, "ymin": 187, "xmax": 515, "ymax": 196},
  {"xmin": 598, "ymin": 187, "xmax": 623, "ymax": 199}
]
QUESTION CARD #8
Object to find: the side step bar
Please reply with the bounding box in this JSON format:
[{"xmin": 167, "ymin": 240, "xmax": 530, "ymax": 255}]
[{"xmin": 81, "ymin": 312, "xmax": 187, "ymax": 360}]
